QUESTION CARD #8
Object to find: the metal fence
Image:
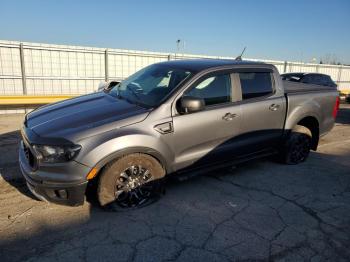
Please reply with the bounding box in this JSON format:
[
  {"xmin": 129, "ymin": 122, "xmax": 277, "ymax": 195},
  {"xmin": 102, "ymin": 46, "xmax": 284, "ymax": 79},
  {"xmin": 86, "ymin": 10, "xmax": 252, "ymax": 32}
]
[{"xmin": 1, "ymin": 39, "xmax": 350, "ymax": 97}]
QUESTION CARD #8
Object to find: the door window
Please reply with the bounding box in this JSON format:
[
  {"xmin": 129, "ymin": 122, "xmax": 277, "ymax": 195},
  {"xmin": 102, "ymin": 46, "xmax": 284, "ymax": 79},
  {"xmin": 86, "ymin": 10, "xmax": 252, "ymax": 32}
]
[
  {"xmin": 302, "ymin": 74, "xmax": 322, "ymax": 85},
  {"xmin": 301, "ymin": 75, "xmax": 312, "ymax": 84},
  {"xmin": 239, "ymin": 72, "xmax": 273, "ymax": 99},
  {"xmin": 320, "ymin": 75, "xmax": 334, "ymax": 87},
  {"xmin": 184, "ymin": 74, "xmax": 231, "ymax": 106},
  {"xmin": 313, "ymin": 75, "xmax": 323, "ymax": 85}
]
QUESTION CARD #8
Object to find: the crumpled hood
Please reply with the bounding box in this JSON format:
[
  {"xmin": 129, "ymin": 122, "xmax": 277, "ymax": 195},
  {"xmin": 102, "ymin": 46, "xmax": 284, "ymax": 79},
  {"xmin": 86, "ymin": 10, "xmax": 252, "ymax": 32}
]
[{"xmin": 26, "ymin": 92, "xmax": 149, "ymax": 141}]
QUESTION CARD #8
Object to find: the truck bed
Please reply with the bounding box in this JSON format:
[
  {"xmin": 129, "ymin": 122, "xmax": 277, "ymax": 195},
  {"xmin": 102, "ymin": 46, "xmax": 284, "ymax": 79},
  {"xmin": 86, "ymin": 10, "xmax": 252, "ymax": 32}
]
[{"xmin": 283, "ymin": 80, "xmax": 337, "ymax": 94}]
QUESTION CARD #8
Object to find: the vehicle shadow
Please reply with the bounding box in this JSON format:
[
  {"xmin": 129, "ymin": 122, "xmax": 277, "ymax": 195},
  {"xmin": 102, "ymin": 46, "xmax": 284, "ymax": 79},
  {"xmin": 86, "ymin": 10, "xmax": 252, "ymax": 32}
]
[
  {"xmin": 1, "ymin": 149, "xmax": 350, "ymax": 261},
  {"xmin": 0, "ymin": 130, "xmax": 37, "ymax": 201}
]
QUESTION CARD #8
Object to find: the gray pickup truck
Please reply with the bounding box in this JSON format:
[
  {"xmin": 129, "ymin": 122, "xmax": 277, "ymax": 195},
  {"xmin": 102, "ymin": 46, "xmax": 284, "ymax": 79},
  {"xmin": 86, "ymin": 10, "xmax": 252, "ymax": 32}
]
[{"xmin": 19, "ymin": 59, "xmax": 339, "ymax": 209}]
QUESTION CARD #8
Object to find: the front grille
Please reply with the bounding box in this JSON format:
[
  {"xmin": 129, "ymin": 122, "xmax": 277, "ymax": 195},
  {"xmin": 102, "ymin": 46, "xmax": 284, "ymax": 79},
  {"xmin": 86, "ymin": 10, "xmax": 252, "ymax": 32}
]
[{"xmin": 23, "ymin": 141, "xmax": 37, "ymax": 169}]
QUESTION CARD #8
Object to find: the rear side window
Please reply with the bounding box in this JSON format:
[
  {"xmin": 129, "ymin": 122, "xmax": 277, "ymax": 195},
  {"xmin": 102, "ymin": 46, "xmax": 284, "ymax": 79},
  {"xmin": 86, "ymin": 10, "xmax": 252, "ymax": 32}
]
[
  {"xmin": 314, "ymin": 75, "xmax": 323, "ymax": 85},
  {"xmin": 301, "ymin": 75, "xmax": 313, "ymax": 84},
  {"xmin": 302, "ymin": 74, "xmax": 334, "ymax": 87},
  {"xmin": 325, "ymin": 76, "xmax": 332, "ymax": 84},
  {"xmin": 239, "ymin": 72, "xmax": 273, "ymax": 99},
  {"xmin": 324, "ymin": 75, "xmax": 336, "ymax": 87},
  {"xmin": 320, "ymin": 76, "xmax": 329, "ymax": 86}
]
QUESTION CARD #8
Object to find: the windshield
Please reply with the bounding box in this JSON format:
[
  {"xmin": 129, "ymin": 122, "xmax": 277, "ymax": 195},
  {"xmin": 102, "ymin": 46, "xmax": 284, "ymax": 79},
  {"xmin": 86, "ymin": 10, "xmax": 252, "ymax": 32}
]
[{"xmin": 109, "ymin": 64, "xmax": 192, "ymax": 107}]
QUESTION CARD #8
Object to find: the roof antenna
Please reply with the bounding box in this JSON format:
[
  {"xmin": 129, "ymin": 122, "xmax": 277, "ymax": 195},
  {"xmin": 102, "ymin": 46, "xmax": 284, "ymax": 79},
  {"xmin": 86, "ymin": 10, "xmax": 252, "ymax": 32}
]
[{"xmin": 235, "ymin": 47, "xmax": 246, "ymax": 61}]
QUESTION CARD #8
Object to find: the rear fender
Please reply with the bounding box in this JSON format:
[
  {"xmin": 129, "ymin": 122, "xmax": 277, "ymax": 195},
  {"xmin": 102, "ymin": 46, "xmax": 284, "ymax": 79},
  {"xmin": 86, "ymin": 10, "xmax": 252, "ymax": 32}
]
[{"xmin": 285, "ymin": 101, "xmax": 321, "ymax": 132}]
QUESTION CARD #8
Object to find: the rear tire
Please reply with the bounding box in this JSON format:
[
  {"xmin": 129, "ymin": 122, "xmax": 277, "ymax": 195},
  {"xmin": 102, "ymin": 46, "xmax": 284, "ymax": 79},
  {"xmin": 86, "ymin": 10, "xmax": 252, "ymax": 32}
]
[
  {"xmin": 281, "ymin": 125, "xmax": 312, "ymax": 165},
  {"xmin": 97, "ymin": 153, "xmax": 165, "ymax": 211}
]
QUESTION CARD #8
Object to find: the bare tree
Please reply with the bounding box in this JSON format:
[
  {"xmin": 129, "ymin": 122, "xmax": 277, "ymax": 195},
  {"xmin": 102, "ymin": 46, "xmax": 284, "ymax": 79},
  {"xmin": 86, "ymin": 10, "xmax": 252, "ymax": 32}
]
[{"xmin": 320, "ymin": 53, "xmax": 342, "ymax": 65}]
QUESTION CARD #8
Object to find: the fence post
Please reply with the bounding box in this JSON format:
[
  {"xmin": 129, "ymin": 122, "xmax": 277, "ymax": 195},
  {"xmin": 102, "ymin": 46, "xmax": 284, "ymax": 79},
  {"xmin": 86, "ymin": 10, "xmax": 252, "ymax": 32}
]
[
  {"xmin": 283, "ymin": 61, "xmax": 287, "ymax": 73},
  {"xmin": 19, "ymin": 43, "xmax": 27, "ymax": 95},
  {"xmin": 337, "ymin": 66, "xmax": 342, "ymax": 87},
  {"xmin": 104, "ymin": 49, "xmax": 109, "ymax": 82},
  {"xmin": 316, "ymin": 64, "xmax": 320, "ymax": 73}
]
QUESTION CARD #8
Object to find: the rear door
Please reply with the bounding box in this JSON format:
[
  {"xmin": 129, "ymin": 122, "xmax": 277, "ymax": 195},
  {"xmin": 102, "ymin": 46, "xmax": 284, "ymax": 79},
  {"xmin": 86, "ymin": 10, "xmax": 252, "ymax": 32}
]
[
  {"xmin": 171, "ymin": 70, "xmax": 243, "ymax": 171},
  {"xmin": 237, "ymin": 70, "xmax": 286, "ymax": 152}
]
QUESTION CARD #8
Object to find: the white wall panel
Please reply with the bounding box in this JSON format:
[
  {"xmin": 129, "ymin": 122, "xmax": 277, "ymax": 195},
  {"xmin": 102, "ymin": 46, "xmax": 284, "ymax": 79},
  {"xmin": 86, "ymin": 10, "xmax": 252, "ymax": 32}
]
[
  {"xmin": 318, "ymin": 66, "xmax": 340, "ymax": 81},
  {"xmin": 0, "ymin": 78, "xmax": 22, "ymax": 94},
  {"xmin": 0, "ymin": 46, "xmax": 21, "ymax": 76},
  {"xmin": 340, "ymin": 67, "xmax": 350, "ymax": 81},
  {"xmin": 1, "ymin": 39, "xmax": 350, "ymax": 100}
]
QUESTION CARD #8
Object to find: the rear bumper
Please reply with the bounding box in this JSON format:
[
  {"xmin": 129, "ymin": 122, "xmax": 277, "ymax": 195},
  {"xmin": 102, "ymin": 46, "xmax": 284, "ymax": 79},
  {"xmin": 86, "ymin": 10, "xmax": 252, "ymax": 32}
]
[{"xmin": 19, "ymin": 141, "xmax": 89, "ymax": 206}]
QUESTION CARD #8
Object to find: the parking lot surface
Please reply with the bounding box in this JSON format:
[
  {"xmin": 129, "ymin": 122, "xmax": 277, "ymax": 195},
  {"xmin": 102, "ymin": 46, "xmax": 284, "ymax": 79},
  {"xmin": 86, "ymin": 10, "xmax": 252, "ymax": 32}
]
[{"xmin": 0, "ymin": 104, "xmax": 349, "ymax": 262}]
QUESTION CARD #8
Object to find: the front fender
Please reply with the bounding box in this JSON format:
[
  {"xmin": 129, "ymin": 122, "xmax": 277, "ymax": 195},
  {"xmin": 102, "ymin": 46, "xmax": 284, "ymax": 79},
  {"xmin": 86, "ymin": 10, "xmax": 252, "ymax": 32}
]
[{"xmin": 78, "ymin": 133, "xmax": 174, "ymax": 174}]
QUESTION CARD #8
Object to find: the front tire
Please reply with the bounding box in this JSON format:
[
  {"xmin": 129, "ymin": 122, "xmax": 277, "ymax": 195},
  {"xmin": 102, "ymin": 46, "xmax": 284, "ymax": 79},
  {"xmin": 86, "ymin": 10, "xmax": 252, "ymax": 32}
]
[
  {"xmin": 97, "ymin": 153, "xmax": 165, "ymax": 211},
  {"xmin": 282, "ymin": 125, "xmax": 312, "ymax": 165}
]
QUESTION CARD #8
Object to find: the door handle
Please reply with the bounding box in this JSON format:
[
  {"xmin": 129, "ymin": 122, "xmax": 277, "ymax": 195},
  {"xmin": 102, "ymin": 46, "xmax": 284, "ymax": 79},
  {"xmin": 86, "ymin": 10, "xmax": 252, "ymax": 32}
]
[
  {"xmin": 222, "ymin": 113, "xmax": 237, "ymax": 121},
  {"xmin": 269, "ymin": 104, "xmax": 280, "ymax": 111}
]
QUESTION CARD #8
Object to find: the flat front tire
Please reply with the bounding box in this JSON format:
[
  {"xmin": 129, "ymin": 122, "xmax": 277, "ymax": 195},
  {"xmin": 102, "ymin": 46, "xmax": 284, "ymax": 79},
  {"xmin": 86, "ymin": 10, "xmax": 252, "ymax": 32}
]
[
  {"xmin": 282, "ymin": 125, "xmax": 312, "ymax": 165},
  {"xmin": 97, "ymin": 153, "xmax": 165, "ymax": 210}
]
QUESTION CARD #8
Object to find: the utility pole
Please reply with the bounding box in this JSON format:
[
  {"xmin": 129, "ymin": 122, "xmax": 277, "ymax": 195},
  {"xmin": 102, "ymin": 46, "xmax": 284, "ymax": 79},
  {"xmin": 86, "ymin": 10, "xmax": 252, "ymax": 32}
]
[
  {"xmin": 176, "ymin": 39, "xmax": 185, "ymax": 58},
  {"xmin": 176, "ymin": 39, "xmax": 181, "ymax": 59}
]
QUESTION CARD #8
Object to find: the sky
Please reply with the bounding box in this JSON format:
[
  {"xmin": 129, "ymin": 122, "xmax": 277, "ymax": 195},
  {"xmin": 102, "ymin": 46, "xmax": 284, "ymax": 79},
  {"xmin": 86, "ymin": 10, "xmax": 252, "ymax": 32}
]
[{"xmin": 1, "ymin": 0, "xmax": 349, "ymax": 63}]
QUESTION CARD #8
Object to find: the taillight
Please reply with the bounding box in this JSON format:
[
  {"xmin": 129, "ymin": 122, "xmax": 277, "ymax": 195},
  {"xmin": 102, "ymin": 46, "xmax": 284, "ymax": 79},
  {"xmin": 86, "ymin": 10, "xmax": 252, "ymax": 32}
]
[{"xmin": 332, "ymin": 96, "xmax": 340, "ymax": 119}]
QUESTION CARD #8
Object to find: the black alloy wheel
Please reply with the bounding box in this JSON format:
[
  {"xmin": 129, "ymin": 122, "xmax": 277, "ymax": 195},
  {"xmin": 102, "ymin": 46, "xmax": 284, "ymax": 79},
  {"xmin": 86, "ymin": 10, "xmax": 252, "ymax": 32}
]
[{"xmin": 97, "ymin": 153, "xmax": 165, "ymax": 211}]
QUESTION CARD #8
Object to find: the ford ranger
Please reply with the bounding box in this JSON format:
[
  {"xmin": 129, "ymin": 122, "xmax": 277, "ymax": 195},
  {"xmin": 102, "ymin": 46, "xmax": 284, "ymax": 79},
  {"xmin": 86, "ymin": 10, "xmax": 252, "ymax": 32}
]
[{"xmin": 19, "ymin": 59, "xmax": 339, "ymax": 209}]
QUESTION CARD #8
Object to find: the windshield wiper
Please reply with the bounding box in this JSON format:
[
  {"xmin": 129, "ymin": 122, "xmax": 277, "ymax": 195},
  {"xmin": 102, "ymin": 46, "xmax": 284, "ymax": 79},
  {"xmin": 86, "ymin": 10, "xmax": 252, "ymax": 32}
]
[
  {"xmin": 114, "ymin": 84, "xmax": 149, "ymax": 108},
  {"xmin": 126, "ymin": 85, "xmax": 141, "ymax": 100}
]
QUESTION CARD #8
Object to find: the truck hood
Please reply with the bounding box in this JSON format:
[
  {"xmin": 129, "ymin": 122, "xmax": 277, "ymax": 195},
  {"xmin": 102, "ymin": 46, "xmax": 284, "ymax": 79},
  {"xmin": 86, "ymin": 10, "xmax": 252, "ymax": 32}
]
[{"xmin": 26, "ymin": 92, "xmax": 149, "ymax": 141}]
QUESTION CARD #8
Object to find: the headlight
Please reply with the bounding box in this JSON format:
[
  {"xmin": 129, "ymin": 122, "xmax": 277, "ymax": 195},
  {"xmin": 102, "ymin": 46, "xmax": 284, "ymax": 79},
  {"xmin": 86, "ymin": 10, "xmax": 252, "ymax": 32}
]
[{"xmin": 32, "ymin": 144, "xmax": 81, "ymax": 163}]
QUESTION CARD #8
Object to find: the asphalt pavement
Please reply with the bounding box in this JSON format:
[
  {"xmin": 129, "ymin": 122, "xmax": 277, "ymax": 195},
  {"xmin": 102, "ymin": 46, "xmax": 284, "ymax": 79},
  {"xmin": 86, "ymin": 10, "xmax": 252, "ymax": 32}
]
[{"xmin": 0, "ymin": 104, "xmax": 349, "ymax": 262}]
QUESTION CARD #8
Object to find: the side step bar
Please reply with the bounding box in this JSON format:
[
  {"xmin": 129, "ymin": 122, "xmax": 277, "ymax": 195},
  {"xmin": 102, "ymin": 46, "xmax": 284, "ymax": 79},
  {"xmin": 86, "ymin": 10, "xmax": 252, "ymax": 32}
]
[{"xmin": 172, "ymin": 149, "xmax": 278, "ymax": 182}]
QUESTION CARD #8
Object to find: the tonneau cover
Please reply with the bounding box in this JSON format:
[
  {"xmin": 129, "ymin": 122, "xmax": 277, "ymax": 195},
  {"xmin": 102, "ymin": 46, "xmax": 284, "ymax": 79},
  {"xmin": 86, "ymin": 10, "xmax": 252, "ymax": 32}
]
[{"xmin": 283, "ymin": 80, "xmax": 337, "ymax": 94}]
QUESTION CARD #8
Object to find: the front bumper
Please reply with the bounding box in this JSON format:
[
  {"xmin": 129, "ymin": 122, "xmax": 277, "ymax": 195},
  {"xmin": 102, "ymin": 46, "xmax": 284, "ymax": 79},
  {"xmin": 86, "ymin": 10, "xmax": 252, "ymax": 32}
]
[{"xmin": 19, "ymin": 140, "xmax": 89, "ymax": 206}]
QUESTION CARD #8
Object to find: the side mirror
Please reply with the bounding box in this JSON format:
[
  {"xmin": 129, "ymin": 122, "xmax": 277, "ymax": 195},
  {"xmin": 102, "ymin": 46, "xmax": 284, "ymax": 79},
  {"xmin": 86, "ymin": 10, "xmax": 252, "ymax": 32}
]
[
  {"xmin": 178, "ymin": 96, "xmax": 205, "ymax": 114},
  {"xmin": 98, "ymin": 81, "xmax": 121, "ymax": 92}
]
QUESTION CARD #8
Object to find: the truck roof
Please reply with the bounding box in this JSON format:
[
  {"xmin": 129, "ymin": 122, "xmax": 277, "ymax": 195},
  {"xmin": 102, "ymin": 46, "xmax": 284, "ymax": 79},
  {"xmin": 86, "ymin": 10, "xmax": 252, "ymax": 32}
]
[{"xmin": 156, "ymin": 59, "xmax": 267, "ymax": 72}]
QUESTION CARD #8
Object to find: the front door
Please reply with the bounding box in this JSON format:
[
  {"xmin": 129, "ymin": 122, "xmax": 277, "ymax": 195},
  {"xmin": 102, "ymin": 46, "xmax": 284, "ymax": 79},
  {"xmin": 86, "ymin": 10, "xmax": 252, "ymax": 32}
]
[{"xmin": 171, "ymin": 71, "xmax": 242, "ymax": 172}]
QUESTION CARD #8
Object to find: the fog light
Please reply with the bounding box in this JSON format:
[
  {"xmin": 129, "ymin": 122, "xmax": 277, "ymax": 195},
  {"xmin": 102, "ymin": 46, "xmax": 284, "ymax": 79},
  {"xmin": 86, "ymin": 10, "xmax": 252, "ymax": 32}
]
[{"xmin": 55, "ymin": 189, "xmax": 68, "ymax": 199}]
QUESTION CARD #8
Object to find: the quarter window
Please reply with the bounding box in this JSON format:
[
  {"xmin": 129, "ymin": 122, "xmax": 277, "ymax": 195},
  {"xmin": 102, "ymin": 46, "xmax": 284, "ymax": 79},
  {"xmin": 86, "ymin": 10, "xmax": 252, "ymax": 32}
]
[
  {"xmin": 239, "ymin": 72, "xmax": 273, "ymax": 99},
  {"xmin": 184, "ymin": 74, "xmax": 231, "ymax": 106}
]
